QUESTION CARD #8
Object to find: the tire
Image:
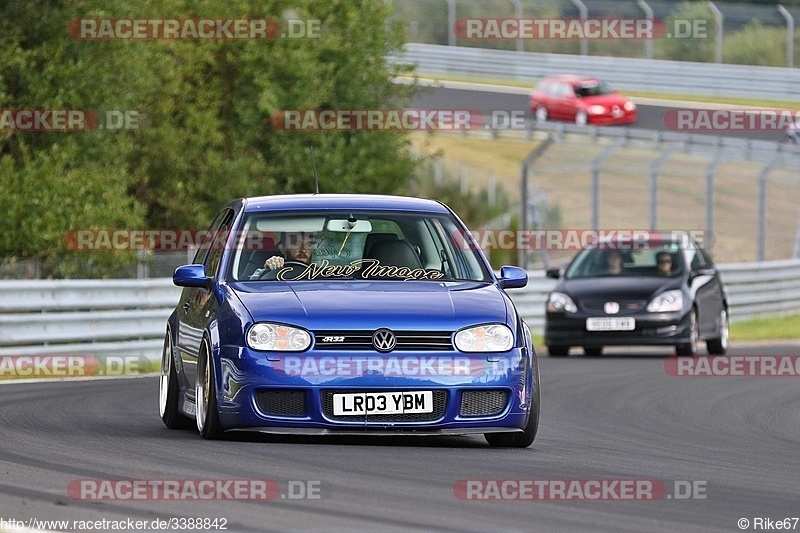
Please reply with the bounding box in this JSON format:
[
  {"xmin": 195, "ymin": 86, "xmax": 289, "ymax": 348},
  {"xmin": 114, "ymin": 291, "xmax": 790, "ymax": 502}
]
[
  {"xmin": 159, "ymin": 332, "xmax": 193, "ymax": 429},
  {"xmin": 547, "ymin": 345, "xmax": 569, "ymax": 357},
  {"xmin": 485, "ymin": 406, "xmax": 538, "ymax": 448},
  {"xmin": 196, "ymin": 339, "xmax": 225, "ymax": 439},
  {"xmin": 575, "ymin": 110, "xmax": 588, "ymax": 126},
  {"xmin": 535, "ymin": 106, "xmax": 548, "ymax": 122},
  {"xmin": 676, "ymin": 309, "xmax": 698, "ymax": 356},
  {"xmin": 706, "ymin": 309, "xmax": 729, "ymax": 355},
  {"xmin": 584, "ymin": 346, "xmax": 603, "ymax": 357}
]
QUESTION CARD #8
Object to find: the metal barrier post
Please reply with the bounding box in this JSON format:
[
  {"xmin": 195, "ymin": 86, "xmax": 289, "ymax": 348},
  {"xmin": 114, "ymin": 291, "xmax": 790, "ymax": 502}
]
[
  {"xmin": 758, "ymin": 160, "xmax": 777, "ymax": 261},
  {"xmin": 708, "ymin": 1, "xmax": 724, "ymax": 64},
  {"xmin": 649, "ymin": 145, "xmax": 680, "ymax": 230},
  {"xmin": 591, "ymin": 139, "xmax": 627, "ymax": 229},
  {"xmin": 636, "ymin": 0, "xmax": 654, "ymax": 60},
  {"xmin": 520, "ymin": 135, "xmax": 555, "ymax": 267},
  {"xmin": 570, "ymin": 0, "xmax": 589, "ymax": 56},
  {"xmin": 778, "ymin": 5, "xmax": 794, "ymax": 68}
]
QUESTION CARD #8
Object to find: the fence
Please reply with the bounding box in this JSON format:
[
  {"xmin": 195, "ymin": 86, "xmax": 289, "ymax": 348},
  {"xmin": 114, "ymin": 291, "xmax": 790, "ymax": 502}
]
[
  {"xmin": 411, "ymin": 121, "xmax": 800, "ymax": 266},
  {"xmin": 1, "ymin": 262, "xmax": 797, "ymax": 365},
  {"xmin": 397, "ymin": 42, "xmax": 800, "ymax": 100},
  {"xmin": 393, "ymin": 0, "xmax": 800, "ymax": 67}
]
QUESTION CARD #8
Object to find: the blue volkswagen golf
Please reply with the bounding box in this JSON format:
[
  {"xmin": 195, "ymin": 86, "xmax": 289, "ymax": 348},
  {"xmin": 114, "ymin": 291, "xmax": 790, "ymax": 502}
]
[{"xmin": 159, "ymin": 194, "xmax": 539, "ymax": 447}]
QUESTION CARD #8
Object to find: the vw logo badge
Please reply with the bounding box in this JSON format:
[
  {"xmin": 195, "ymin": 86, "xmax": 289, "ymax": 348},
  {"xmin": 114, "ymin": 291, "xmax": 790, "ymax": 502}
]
[
  {"xmin": 372, "ymin": 328, "xmax": 397, "ymax": 352},
  {"xmin": 604, "ymin": 301, "xmax": 620, "ymax": 314}
]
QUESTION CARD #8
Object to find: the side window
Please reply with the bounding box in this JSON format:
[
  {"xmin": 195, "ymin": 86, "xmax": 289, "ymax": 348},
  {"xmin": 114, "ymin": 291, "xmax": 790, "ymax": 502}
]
[
  {"xmin": 203, "ymin": 210, "xmax": 235, "ymax": 278},
  {"xmin": 192, "ymin": 210, "xmax": 225, "ymax": 265},
  {"xmin": 684, "ymin": 243, "xmax": 704, "ymax": 271},
  {"xmin": 538, "ymin": 81, "xmax": 550, "ymax": 95},
  {"xmin": 699, "ymin": 246, "xmax": 714, "ymax": 266}
]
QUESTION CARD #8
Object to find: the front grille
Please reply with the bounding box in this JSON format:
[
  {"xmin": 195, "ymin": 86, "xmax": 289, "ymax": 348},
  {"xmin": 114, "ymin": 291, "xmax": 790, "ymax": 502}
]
[
  {"xmin": 321, "ymin": 390, "xmax": 448, "ymax": 422},
  {"xmin": 581, "ymin": 300, "xmax": 644, "ymax": 314},
  {"xmin": 314, "ymin": 331, "xmax": 452, "ymax": 351},
  {"xmin": 254, "ymin": 389, "xmax": 307, "ymax": 416},
  {"xmin": 460, "ymin": 390, "xmax": 509, "ymax": 417}
]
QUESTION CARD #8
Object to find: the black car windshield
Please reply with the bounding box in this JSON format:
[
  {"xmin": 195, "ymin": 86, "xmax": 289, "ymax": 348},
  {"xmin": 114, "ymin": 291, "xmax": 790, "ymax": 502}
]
[
  {"xmin": 574, "ymin": 81, "xmax": 614, "ymax": 97},
  {"xmin": 564, "ymin": 246, "xmax": 684, "ymax": 279},
  {"xmin": 228, "ymin": 211, "xmax": 491, "ymax": 282}
]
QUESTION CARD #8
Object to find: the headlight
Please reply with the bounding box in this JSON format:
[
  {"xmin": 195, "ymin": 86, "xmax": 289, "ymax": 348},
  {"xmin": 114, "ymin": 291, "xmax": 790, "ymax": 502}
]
[
  {"xmin": 646, "ymin": 290, "xmax": 683, "ymax": 312},
  {"xmin": 247, "ymin": 323, "xmax": 311, "ymax": 351},
  {"xmin": 588, "ymin": 105, "xmax": 606, "ymax": 115},
  {"xmin": 455, "ymin": 324, "xmax": 514, "ymax": 353},
  {"xmin": 624, "ymin": 101, "xmax": 636, "ymax": 111},
  {"xmin": 547, "ymin": 292, "xmax": 577, "ymax": 313}
]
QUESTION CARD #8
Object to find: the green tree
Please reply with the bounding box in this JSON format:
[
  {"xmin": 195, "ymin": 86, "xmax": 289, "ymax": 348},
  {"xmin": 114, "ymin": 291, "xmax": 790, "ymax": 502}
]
[{"xmin": 1, "ymin": 0, "xmax": 418, "ymax": 277}]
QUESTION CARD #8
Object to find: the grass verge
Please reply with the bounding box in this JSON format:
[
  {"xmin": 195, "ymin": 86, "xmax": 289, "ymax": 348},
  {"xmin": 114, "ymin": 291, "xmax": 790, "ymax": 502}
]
[{"xmin": 730, "ymin": 315, "xmax": 800, "ymax": 342}]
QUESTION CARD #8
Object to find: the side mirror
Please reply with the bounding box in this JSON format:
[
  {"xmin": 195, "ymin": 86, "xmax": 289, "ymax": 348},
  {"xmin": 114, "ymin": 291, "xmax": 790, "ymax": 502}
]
[
  {"xmin": 545, "ymin": 268, "xmax": 561, "ymax": 279},
  {"xmin": 499, "ymin": 265, "xmax": 528, "ymax": 289},
  {"xmin": 173, "ymin": 264, "xmax": 211, "ymax": 289},
  {"xmin": 692, "ymin": 266, "xmax": 717, "ymax": 278}
]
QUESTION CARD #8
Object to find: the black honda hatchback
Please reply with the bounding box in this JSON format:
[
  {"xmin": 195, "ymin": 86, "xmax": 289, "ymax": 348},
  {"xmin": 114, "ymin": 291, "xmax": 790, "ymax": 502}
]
[{"xmin": 544, "ymin": 234, "xmax": 728, "ymax": 357}]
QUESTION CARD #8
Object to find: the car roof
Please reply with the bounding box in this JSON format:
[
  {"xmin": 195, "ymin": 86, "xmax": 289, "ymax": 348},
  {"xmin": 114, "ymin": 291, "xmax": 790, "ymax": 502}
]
[
  {"xmin": 240, "ymin": 194, "xmax": 450, "ymax": 214},
  {"xmin": 541, "ymin": 75, "xmax": 601, "ymax": 86}
]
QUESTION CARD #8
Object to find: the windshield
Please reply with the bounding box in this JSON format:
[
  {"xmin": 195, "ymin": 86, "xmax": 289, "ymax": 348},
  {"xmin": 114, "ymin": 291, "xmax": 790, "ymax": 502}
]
[
  {"xmin": 564, "ymin": 246, "xmax": 684, "ymax": 279},
  {"xmin": 229, "ymin": 211, "xmax": 491, "ymax": 282},
  {"xmin": 574, "ymin": 81, "xmax": 614, "ymax": 97}
]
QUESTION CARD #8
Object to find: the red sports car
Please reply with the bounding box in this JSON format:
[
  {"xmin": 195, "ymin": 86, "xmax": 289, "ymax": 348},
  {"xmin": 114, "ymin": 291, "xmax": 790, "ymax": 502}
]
[{"xmin": 530, "ymin": 76, "xmax": 637, "ymax": 126}]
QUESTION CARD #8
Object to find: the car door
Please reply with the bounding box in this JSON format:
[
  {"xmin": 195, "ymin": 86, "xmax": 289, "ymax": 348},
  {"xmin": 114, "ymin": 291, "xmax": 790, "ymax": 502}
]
[
  {"xmin": 176, "ymin": 208, "xmax": 234, "ymax": 391},
  {"xmin": 684, "ymin": 242, "xmax": 723, "ymax": 337},
  {"xmin": 552, "ymin": 83, "xmax": 576, "ymax": 120}
]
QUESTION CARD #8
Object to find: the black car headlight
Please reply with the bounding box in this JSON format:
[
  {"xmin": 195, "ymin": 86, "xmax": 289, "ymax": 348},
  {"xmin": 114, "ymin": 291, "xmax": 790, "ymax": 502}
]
[
  {"xmin": 247, "ymin": 323, "xmax": 311, "ymax": 351},
  {"xmin": 646, "ymin": 290, "xmax": 683, "ymax": 313},
  {"xmin": 547, "ymin": 292, "xmax": 577, "ymax": 313},
  {"xmin": 455, "ymin": 324, "xmax": 514, "ymax": 353}
]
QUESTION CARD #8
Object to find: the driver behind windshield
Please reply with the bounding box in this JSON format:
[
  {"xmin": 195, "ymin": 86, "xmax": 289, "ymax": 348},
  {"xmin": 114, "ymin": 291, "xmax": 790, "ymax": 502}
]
[{"xmin": 249, "ymin": 231, "xmax": 315, "ymax": 280}]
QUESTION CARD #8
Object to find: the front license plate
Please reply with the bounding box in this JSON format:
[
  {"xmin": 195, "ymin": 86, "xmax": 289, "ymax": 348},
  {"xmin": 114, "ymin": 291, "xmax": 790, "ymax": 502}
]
[
  {"xmin": 586, "ymin": 317, "xmax": 636, "ymax": 331},
  {"xmin": 332, "ymin": 391, "xmax": 433, "ymax": 416}
]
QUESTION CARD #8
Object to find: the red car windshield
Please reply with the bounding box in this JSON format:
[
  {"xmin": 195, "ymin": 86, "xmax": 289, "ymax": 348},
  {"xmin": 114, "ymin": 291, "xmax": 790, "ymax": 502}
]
[{"xmin": 574, "ymin": 81, "xmax": 614, "ymax": 98}]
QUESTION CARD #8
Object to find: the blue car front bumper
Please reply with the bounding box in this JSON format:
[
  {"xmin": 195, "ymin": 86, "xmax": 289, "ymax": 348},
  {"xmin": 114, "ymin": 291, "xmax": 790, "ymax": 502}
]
[{"xmin": 212, "ymin": 346, "xmax": 536, "ymax": 434}]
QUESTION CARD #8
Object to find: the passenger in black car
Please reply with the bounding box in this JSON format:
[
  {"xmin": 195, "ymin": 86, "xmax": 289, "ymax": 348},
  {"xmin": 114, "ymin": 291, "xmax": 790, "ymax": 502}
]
[
  {"xmin": 604, "ymin": 251, "xmax": 624, "ymax": 275},
  {"xmin": 656, "ymin": 251, "xmax": 674, "ymax": 276}
]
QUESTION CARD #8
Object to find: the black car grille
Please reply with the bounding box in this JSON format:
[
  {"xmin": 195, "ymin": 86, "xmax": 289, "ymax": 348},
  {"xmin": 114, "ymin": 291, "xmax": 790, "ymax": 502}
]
[
  {"xmin": 581, "ymin": 300, "xmax": 645, "ymax": 314},
  {"xmin": 460, "ymin": 390, "xmax": 509, "ymax": 417},
  {"xmin": 320, "ymin": 390, "xmax": 448, "ymax": 422},
  {"xmin": 314, "ymin": 331, "xmax": 452, "ymax": 351},
  {"xmin": 254, "ymin": 389, "xmax": 307, "ymax": 416}
]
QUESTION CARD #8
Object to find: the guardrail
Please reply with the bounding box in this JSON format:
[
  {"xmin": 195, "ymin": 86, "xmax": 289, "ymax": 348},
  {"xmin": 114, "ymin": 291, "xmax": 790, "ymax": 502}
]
[
  {"xmin": 397, "ymin": 43, "xmax": 800, "ymax": 101},
  {"xmin": 0, "ymin": 279, "xmax": 180, "ymax": 360},
  {"xmin": 0, "ymin": 260, "xmax": 797, "ymax": 363}
]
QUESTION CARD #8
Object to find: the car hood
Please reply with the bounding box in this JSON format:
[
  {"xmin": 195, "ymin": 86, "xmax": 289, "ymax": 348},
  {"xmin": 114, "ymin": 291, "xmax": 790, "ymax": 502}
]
[
  {"xmin": 559, "ymin": 276, "xmax": 682, "ymax": 301},
  {"xmin": 230, "ymin": 281, "xmax": 509, "ymax": 330},
  {"xmin": 579, "ymin": 95, "xmax": 630, "ymax": 107}
]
